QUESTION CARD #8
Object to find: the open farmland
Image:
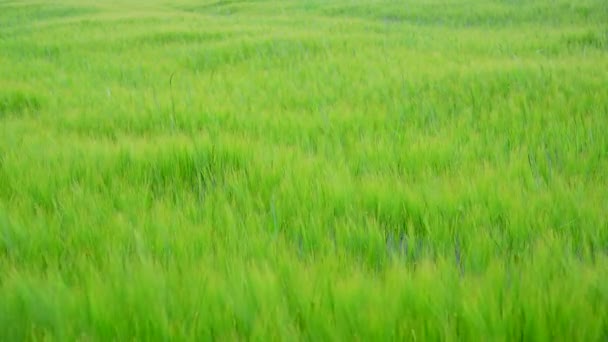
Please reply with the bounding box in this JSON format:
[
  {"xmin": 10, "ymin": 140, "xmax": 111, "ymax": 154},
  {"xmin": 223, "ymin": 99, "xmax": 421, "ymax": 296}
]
[{"xmin": 1, "ymin": 0, "xmax": 607, "ymax": 339}]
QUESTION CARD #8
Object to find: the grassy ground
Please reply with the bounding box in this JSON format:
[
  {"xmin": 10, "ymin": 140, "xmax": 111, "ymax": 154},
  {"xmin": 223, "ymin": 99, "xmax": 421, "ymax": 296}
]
[{"xmin": 1, "ymin": 0, "xmax": 607, "ymax": 340}]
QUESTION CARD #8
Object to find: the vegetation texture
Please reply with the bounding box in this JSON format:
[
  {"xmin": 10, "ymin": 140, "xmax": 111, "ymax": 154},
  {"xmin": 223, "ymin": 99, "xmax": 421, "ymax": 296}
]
[{"xmin": 1, "ymin": 0, "xmax": 607, "ymax": 340}]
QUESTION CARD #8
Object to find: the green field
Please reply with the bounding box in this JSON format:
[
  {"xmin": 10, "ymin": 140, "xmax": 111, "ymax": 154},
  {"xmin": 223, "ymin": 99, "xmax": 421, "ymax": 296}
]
[{"xmin": 1, "ymin": 0, "xmax": 607, "ymax": 340}]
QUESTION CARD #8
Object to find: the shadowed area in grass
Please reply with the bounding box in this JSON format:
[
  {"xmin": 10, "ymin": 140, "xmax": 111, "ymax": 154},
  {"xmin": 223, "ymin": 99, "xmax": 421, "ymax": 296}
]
[
  {"xmin": 0, "ymin": 90, "xmax": 43, "ymax": 118},
  {"xmin": 0, "ymin": 2, "xmax": 98, "ymax": 29}
]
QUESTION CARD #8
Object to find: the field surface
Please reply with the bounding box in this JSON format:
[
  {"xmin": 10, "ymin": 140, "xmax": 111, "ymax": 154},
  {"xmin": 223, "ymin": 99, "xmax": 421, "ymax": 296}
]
[{"xmin": 1, "ymin": 0, "xmax": 607, "ymax": 340}]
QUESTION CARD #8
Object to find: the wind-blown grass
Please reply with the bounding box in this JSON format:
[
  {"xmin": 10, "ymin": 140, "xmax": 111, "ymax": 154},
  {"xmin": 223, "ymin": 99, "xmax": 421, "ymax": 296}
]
[{"xmin": 0, "ymin": 0, "xmax": 607, "ymax": 340}]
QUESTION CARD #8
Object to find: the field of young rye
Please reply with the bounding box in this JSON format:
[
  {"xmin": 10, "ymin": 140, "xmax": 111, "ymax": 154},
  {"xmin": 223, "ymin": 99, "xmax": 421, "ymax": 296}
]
[{"xmin": 1, "ymin": 0, "xmax": 607, "ymax": 339}]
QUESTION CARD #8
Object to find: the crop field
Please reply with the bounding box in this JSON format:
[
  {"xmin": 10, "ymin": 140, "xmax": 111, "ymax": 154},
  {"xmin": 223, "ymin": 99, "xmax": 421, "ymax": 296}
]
[{"xmin": 0, "ymin": 0, "xmax": 607, "ymax": 340}]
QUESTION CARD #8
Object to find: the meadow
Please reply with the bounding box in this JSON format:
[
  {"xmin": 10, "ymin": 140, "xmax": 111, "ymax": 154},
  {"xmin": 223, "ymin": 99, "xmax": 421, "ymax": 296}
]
[{"xmin": 0, "ymin": 0, "xmax": 607, "ymax": 340}]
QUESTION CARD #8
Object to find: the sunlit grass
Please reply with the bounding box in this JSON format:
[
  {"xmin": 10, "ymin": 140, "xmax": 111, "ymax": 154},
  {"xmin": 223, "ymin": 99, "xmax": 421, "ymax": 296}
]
[{"xmin": 0, "ymin": 0, "xmax": 607, "ymax": 339}]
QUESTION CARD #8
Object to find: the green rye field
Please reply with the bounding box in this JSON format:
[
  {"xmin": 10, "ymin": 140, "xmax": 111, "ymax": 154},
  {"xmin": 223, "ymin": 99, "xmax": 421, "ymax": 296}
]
[{"xmin": 1, "ymin": 0, "xmax": 607, "ymax": 340}]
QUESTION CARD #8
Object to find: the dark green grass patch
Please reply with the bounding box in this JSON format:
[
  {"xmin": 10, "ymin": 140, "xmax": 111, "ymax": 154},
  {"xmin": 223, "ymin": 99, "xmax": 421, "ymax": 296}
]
[
  {"xmin": 0, "ymin": 3, "xmax": 98, "ymax": 28},
  {"xmin": 0, "ymin": 90, "xmax": 43, "ymax": 118}
]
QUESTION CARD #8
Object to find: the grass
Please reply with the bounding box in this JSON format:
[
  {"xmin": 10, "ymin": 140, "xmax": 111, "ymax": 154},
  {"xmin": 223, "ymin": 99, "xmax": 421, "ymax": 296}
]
[{"xmin": 0, "ymin": 0, "xmax": 607, "ymax": 340}]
